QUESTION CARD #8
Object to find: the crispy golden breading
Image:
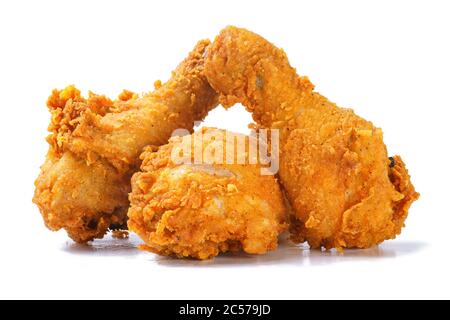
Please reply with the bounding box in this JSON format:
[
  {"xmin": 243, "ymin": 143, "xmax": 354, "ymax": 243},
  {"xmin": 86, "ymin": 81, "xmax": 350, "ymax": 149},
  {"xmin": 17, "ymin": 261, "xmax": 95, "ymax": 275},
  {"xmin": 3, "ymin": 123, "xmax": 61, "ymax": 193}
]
[
  {"xmin": 204, "ymin": 26, "xmax": 419, "ymax": 250},
  {"xmin": 33, "ymin": 40, "xmax": 218, "ymax": 243},
  {"xmin": 128, "ymin": 128, "xmax": 287, "ymax": 259},
  {"xmin": 34, "ymin": 150, "xmax": 130, "ymax": 242},
  {"xmin": 46, "ymin": 40, "xmax": 218, "ymax": 171}
]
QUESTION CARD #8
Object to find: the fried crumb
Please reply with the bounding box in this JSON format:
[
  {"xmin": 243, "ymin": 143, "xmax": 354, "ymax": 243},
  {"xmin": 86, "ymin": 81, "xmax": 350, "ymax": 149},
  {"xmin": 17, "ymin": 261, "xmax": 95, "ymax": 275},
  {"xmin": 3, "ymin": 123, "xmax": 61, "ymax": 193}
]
[{"xmin": 112, "ymin": 230, "xmax": 129, "ymax": 239}]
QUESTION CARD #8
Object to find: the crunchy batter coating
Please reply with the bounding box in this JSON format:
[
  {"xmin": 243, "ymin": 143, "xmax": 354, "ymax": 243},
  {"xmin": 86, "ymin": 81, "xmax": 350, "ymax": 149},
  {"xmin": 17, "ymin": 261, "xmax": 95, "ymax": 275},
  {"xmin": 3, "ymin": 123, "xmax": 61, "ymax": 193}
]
[
  {"xmin": 34, "ymin": 150, "xmax": 130, "ymax": 242},
  {"xmin": 33, "ymin": 40, "xmax": 218, "ymax": 243},
  {"xmin": 205, "ymin": 26, "xmax": 419, "ymax": 250},
  {"xmin": 128, "ymin": 128, "xmax": 287, "ymax": 259}
]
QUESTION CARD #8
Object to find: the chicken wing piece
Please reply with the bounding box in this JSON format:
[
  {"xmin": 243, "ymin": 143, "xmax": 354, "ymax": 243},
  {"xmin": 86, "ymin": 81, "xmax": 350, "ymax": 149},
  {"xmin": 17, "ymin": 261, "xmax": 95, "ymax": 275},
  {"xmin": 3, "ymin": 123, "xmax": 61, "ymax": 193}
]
[
  {"xmin": 204, "ymin": 26, "xmax": 419, "ymax": 250},
  {"xmin": 33, "ymin": 40, "xmax": 218, "ymax": 243},
  {"xmin": 128, "ymin": 128, "xmax": 287, "ymax": 259}
]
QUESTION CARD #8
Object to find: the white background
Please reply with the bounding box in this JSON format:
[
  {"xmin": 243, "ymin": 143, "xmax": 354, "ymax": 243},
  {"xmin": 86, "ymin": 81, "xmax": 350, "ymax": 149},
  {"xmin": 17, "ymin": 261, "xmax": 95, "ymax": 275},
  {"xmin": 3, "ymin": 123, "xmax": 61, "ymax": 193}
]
[{"xmin": 0, "ymin": 0, "xmax": 448, "ymax": 299}]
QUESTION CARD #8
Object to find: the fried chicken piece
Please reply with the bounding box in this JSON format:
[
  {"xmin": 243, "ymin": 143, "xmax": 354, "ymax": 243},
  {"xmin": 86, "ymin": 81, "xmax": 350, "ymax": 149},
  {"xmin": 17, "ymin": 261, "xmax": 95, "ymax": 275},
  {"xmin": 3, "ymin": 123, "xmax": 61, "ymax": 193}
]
[
  {"xmin": 33, "ymin": 40, "xmax": 218, "ymax": 243},
  {"xmin": 204, "ymin": 26, "xmax": 419, "ymax": 250},
  {"xmin": 128, "ymin": 128, "xmax": 287, "ymax": 259},
  {"xmin": 47, "ymin": 40, "xmax": 218, "ymax": 172},
  {"xmin": 34, "ymin": 150, "xmax": 130, "ymax": 242}
]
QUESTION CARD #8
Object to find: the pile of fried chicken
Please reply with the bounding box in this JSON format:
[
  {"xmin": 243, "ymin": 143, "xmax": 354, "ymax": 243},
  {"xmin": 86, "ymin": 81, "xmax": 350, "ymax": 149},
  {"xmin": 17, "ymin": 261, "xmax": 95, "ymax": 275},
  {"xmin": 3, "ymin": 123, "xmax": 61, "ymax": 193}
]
[{"xmin": 33, "ymin": 27, "xmax": 419, "ymax": 259}]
